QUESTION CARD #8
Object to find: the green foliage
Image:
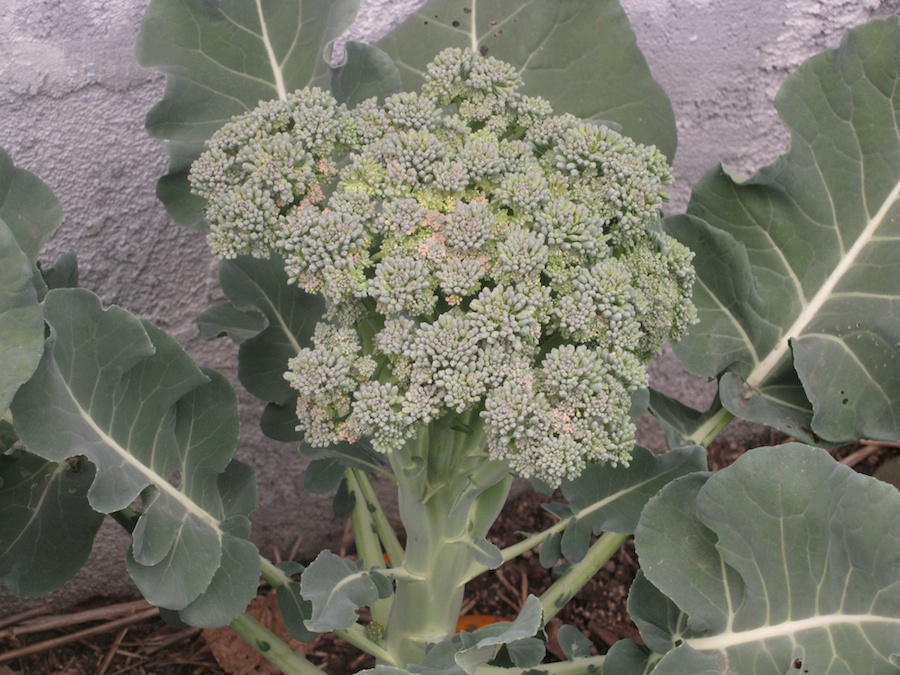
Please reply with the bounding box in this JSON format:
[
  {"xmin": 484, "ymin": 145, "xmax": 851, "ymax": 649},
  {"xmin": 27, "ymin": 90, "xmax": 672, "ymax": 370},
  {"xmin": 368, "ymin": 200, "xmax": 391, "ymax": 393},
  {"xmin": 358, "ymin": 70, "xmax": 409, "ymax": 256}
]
[
  {"xmin": 136, "ymin": 0, "xmax": 364, "ymax": 228},
  {"xmin": 204, "ymin": 255, "xmax": 325, "ymax": 408},
  {"xmin": 0, "ymin": 4, "xmax": 897, "ymax": 675},
  {"xmin": 0, "ymin": 150, "xmax": 60, "ymax": 416},
  {"xmin": 10, "ymin": 288, "xmax": 259, "ymax": 624},
  {"xmin": 375, "ymin": 0, "xmax": 677, "ymax": 161},
  {"xmin": 301, "ymin": 550, "xmax": 392, "ymax": 632},
  {"xmin": 0, "ymin": 451, "xmax": 104, "ymax": 597},
  {"xmin": 667, "ymin": 18, "xmax": 900, "ymax": 445},
  {"xmin": 542, "ymin": 445, "xmax": 706, "ymax": 565},
  {"xmin": 623, "ymin": 444, "xmax": 900, "ymax": 674}
]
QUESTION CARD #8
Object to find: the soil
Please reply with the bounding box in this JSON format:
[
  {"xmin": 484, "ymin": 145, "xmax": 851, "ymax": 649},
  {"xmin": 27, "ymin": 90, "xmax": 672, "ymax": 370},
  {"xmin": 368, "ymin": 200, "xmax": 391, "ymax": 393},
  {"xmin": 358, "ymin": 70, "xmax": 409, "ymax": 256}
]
[{"xmin": 1, "ymin": 439, "xmax": 895, "ymax": 675}]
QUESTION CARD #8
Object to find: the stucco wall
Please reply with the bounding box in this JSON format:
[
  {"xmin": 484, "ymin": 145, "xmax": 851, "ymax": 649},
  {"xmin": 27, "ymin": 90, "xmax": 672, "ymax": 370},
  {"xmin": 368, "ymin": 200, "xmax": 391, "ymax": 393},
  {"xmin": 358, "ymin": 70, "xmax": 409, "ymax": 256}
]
[{"xmin": 1, "ymin": 0, "xmax": 897, "ymax": 615}]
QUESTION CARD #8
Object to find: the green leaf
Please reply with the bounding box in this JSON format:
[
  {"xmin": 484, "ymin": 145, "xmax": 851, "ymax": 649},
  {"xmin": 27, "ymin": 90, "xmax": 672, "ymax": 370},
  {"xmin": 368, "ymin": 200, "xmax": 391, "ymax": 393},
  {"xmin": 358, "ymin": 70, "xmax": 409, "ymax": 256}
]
[
  {"xmin": 37, "ymin": 252, "xmax": 79, "ymax": 294},
  {"xmin": 177, "ymin": 456, "xmax": 261, "ymax": 627},
  {"xmin": 538, "ymin": 529, "xmax": 562, "ymax": 569},
  {"xmin": 331, "ymin": 41, "xmax": 403, "ymax": 107},
  {"xmin": 0, "ymin": 219, "xmax": 43, "ymax": 417},
  {"xmin": 0, "ymin": 450, "xmax": 105, "ymax": 597},
  {"xmin": 136, "ymin": 0, "xmax": 361, "ymax": 228},
  {"xmin": 197, "ymin": 303, "xmax": 267, "ymax": 344},
  {"xmin": 376, "ymin": 0, "xmax": 677, "ymax": 161},
  {"xmin": 0, "ymin": 148, "xmax": 62, "ymax": 416},
  {"xmin": 627, "ymin": 571, "xmax": 695, "ymax": 656},
  {"xmin": 434, "ymin": 595, "xmax": 544, "ymax": 674},
  {"xmin": 634, "ymin": 443, "xmax": 900, "ymax": 673},
  {"xmin": 10, "ymin": 289, "xmax": 258, "ymax": 620},
  {"xmin": 303, "ymin": 458, "xmax": 347, "ymax": 494},
  {"xmin": 468, "ymin": 536, "xmax": 502, "ymax": 570},
  {"xmin": 556, "ymin": 624, "xmax": 593, "ymax": 660},
  {"xmin": 300, "ymin": 550, "xmax": 392, "ymax": 632},
  {"xmin": 216, "ymin": 255, "xmax": 325, "ymax": 406},
  {"xmin": 260, "ymin": 401, "xmax": 304, "ymax": 441},
  {"xmin": 0, "ymin": 147, "xmax": 63, "ymax": 262},
  {"xmin": 331, "ymin": 477, "xmax": 355, "ymax": 517},
  {"xmin": 504, "ymin": 636, "xmax": 545, "ymax": 668},
  {"xmin": 178, "ymin": 521, "xmax": 260, "ymax": 627},
  {"xmin": 667, "ymin": 18, "xmax": 900, "ymax": 443},
  {"xmin": 276, "ymin": 579, "xmax": 318, "ymax": 642},
  {"xmin": 603, "ymin": 640, "xmax": 660, "ymax": 675},
  {"xmin": 0, "ymin": 420, "xmax": 16, "ymax": 452},
  {"xmin": 647, "ymin": 389, "xmax": 723, "ymax": 450},
  {"xmin": 554, "ymin": 445, "xmax": 707, "ymax": 563}
]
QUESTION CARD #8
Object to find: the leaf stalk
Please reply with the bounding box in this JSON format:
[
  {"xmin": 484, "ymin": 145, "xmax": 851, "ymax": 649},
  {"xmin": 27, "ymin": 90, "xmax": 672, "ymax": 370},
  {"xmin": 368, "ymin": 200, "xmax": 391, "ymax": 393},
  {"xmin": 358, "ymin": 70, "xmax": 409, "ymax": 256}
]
[
  {"xmin": 228, "ymin": 612, "xmax": 324, "ymax": 675},
  {"xmin": 539, "ymin": 532, "xmax": 629, "ymax": 624}
]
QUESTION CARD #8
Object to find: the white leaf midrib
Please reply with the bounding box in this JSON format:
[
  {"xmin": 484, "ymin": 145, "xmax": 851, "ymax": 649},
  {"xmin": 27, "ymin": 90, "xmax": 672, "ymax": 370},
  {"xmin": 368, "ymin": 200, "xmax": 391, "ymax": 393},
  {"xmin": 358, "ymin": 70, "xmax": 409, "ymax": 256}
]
[
  {"xmin": 686, "ymin": 612, "xmax": 900, "ymax": 651},
  {"xmin": 256, "ymin": 0, "xmax": 288, "ymax": 101},
  {"xmin": 745, "ymin": 177, "xmax": 900, "ymax": 390},
  {"xmin": 61, "ymin": 367, "xmax": 223, "ymax": 535}
]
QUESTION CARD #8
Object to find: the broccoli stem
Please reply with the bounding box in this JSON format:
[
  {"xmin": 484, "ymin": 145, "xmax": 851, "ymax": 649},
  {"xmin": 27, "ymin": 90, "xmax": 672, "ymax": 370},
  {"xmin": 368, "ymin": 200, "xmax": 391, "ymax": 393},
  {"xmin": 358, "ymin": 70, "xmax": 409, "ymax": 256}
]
[
  {"xmin": 381, "ymin": 414, "xmax": 513, "ymax": 665},
  {"xmin": 688, "ymin": 406, "xmax": 734, "ymax": 447},
  {"xmin": 228, "ymin": 612, "xmax": 324, "ymax": 675},
  {"xmin": 352, "ymin": 468, "xmax": 405, "ymax": 567},
  {"xmin": 346, "ymin": 468, "xmax": 393, "ymax": 626},
  {"xmin": 538, "ymin": 531, "xmax": 629, "ymax": 624}
]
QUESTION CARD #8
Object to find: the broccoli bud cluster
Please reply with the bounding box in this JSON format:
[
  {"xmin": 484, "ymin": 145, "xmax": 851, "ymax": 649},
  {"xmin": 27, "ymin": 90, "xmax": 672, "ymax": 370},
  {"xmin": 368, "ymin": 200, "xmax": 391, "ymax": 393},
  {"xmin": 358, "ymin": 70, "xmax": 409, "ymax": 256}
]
[{"xmin": 191, "ymin": 48, "xmax": 697, "ymax": 486}]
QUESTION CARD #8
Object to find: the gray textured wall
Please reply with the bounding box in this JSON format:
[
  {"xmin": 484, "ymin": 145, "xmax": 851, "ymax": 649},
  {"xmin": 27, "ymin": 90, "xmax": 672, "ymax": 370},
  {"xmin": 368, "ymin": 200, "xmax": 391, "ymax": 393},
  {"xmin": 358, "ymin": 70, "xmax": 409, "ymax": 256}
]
[{"xmin": 1, "ymin": 0, "xmax": 897, "ymax": 614}]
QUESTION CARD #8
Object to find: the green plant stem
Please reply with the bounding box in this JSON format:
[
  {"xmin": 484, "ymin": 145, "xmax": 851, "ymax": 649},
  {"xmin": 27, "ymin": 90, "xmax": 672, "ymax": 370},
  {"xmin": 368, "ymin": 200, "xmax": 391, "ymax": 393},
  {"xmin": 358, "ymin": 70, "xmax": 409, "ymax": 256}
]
[
  {"xmin": 489, "ymin": 518, "xmax": 568, "ymax": 573},
  {"xmin": 689, "ymin": 406, "xmax": 734, "ymax": 447},
  {"xmin": 259, "ymin": 555, "xmax": 293, "ymax": 587},
  {"xmin": 380, "ymin": 414, "xmax": 513, "ymax": 665},
  {"xmin": 353, "ymin": 469, "xmax": 405, "ymax": 567},
  {"xmin": 346, "ymin": 469, "xmax": 385, "ymax": 569},
  {"xmin": 229, "ymin": 612, "xmax": 324, "ymax": 675},
  {"xmin": 539, "ymin": 532, "xmax": 629, "ymax": 624},
  {"xmin": 334, "ymin": 624, "xmax": 399, "ymax": 666},
  {"xmin": 346, "ymin": 469, "xmax": 393, "ymax": 626},
  {"xmin": 473, "ymin": 655, "xmax": 606, "ymax": 673}
]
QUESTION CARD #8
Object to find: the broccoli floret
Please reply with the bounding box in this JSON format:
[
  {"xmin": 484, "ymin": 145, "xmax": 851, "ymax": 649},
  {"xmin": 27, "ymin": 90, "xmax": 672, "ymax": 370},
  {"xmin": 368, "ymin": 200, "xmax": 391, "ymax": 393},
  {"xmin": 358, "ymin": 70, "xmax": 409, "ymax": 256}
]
[{"xmin": 191, "ymin": 47, "xmax": 696, "ymax": 487}]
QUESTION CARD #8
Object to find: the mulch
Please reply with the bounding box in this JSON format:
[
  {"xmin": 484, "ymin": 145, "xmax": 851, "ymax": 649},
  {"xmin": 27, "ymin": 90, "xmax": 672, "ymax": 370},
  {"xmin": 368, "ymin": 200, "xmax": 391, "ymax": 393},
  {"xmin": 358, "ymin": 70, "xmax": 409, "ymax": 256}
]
[{"xmin": 1, "ymin": 439, "xmax": 895, "ymax": 675}]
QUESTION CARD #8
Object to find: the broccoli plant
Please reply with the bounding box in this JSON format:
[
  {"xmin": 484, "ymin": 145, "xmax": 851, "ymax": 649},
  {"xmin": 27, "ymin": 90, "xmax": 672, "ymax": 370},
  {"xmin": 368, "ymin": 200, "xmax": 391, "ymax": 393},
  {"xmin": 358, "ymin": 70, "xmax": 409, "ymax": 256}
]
[
  {"xmin": 186, "ymin": 46, "xmax": 694, "ymax": 664},
  {"xmin": 1, "ymin": 2, "xmax": 898, "ymax": 674}
]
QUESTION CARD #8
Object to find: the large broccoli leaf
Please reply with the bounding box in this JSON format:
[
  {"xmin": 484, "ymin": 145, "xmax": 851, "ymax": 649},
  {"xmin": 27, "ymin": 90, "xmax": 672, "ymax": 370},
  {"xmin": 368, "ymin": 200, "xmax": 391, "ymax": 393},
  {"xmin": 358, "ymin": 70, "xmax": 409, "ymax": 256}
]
[
  {"xmin": 0, "ymin": 219, "xmax": 42, "ymax": 418},
  {"xmin": 0, "ymin": 147, "xmax": 63, "ymax": 263},
  {"xmin": 666, "ymin": 18, "xmax": 900, "ymax": 444},
  {"xmin": 535, "ymin": 445, "xmax": 707, "ymax": 566},
  {"xmin": 0, "ymin": 450, "xmax": 105, "ymax": 597},
  {"xmin": 136, "ymin": 0, "xmax": 364, "ymax": 228},
  {"xmin": 626, "ymin": 443, "xmax": 900, "ymax": 674},
  {"xmin": 198, "ymin": 254, "xmax": 324, "ymax": 409},
  {"xmin": 10, "ymin": 289, "xmax": 259, "ymax": 625},
  {"xmin": 0, "ymin": 149, "xmax": 62, "ymax": 416},
  {"xmin": 376, "ymin": 0, "xmax": 677, "ymax": 161}
]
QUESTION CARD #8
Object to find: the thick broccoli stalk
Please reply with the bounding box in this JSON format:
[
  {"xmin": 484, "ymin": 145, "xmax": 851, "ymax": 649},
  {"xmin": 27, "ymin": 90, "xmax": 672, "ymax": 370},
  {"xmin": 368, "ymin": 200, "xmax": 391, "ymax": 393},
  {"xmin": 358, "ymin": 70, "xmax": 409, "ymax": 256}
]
[{"xmin": 191, "ymin": 47, "xmax": 696, "ymax": 490}]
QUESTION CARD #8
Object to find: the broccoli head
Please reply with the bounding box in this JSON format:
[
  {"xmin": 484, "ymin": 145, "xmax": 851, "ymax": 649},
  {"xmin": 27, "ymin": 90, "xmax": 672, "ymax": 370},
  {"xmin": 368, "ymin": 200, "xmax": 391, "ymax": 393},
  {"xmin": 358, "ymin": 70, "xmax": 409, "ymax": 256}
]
[{"xmin": 190, "ymin": 47, "xmax": 697, "ymax": 486}]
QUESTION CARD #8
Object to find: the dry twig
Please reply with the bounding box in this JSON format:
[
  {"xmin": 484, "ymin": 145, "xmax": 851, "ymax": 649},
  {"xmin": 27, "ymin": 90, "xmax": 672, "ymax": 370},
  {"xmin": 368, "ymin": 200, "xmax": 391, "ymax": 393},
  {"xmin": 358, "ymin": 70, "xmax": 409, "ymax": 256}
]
[{"xmin": 0, "ymin": 607, "xmax": 158, "ymax": 665}]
